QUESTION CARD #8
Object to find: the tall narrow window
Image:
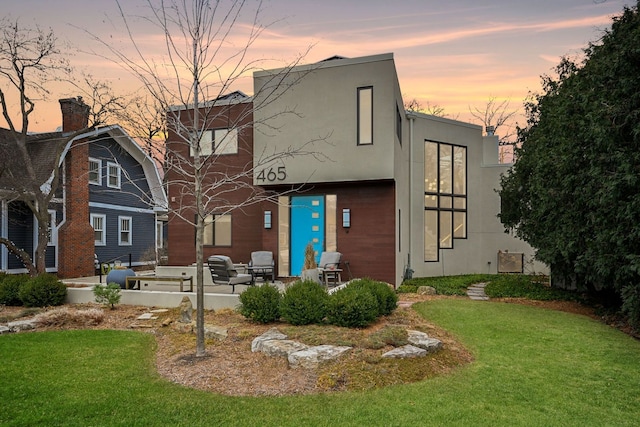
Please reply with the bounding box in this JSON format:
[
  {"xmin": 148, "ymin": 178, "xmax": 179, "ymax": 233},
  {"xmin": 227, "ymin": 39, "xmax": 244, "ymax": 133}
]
[
  {"xmin": 107, "ymin": 162, "xmax": 121, "ymax": 189},
  {"xmin": 119, "ymin": 216, "xmax": 132, "ymax": 246},
  {"xmin": 203, "ymin": 214, "xmax": 232, "ymax": 246},
  {"xmin": 357, "ymin": 86, "xmax": 373, "ymax": 145},
  {"xmin": 88, "ymin": 158, "xmax": 101, "ymax": 185},
  {"xmin": 396, "ymin": 104, "xmax": 402, "ymax": 143},
  {"xmin": 91, "ymin": 213, "xmax": 106, "ymax": 246},
  {"xmin": 47, "ymin": 210, "xmax": 57, "ymax": 246},
  {"xmin": 424, "ymin": 141, "xmax": 467, "ymax": 261}
]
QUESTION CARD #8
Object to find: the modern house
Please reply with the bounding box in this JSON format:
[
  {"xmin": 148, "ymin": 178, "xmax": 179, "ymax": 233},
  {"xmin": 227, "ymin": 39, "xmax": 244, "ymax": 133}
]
[
  {"xmin": 166, "ymin": 53, "xmax": 547, "ymax": 286},
  {"xmin": 0, "ymin": 98, "xmax": 167, "ymax": 277}
]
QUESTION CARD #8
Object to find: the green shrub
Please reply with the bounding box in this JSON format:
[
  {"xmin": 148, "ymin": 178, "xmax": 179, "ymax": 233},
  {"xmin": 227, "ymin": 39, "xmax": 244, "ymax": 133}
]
[
  {"xmin": 280, "ymin": 280, "xmax": 329, "ymax": 325},
  {"xmin": 93, "ymin": 283, "xmax": 122, "ymax": 309},
  {"xmin": 404, "ymin": 274, "xmax": 495, "ymax": 296},
  {"xmin": 348, "ymin": 278, "xmax": 398, "ymax": 316},
  {"xmin": 18, "ymin": 274, "xmax": 67, "ymax": 307},
  {"xmin": 485, "ymin": 274, "xmax": 577, "ymax": 301},
  {"xmin": 326, "ymin": 286, "xmax": 378, "ymax": 328},
  {"xmin": 396, "ymin": 283, "xmax": 418, "ymax": 293},
  {"xmin": 238, "ymin": 284, "xmax": 281, "ymax": 324},
  {"xmin": 0, "ymin": 274, "xmax": 29, "ymax": 306}
]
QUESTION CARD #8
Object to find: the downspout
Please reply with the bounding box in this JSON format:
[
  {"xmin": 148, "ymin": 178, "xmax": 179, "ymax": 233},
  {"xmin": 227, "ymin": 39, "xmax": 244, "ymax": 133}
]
[{"xmin": 403, "ymin": 112, "xmax": 417, "ymax": 281}]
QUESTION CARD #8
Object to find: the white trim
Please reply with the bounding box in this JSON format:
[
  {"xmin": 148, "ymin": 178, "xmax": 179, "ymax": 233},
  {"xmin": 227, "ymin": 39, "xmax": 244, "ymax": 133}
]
[
  {"xmin": 88, "ymin": 157, "xmax": 102, "ymax": 185},
  {"xmin": 89, "ymin": 202, "xmax": 155, "ymax": 215},
  {"xmin": 90, "ymin": 213, "xmax": 107, "ymax": 246},
  {"xmin": 106, "ymin": 161, "xmax": 121, "ymax": 189},
  {"xmin": 118, "ymin": 215, "xmax": 132, "ymax": 246}
]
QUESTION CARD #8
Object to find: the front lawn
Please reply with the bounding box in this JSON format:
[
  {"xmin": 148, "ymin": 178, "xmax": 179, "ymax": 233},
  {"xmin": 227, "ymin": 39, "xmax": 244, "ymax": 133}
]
[{"xmin": 2, "ymin": 298, "xmax": 640, "ymax": 426}]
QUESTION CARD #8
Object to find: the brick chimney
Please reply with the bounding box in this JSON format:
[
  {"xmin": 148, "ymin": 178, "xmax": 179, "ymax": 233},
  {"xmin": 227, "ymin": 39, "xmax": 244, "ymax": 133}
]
[
  {"xmin": 59, "ymin": 97, "xmax": 90, "ymax": 132},
  {"xmin": 57, "ymin": 97, "xmax": 95, "ymax": 279}
]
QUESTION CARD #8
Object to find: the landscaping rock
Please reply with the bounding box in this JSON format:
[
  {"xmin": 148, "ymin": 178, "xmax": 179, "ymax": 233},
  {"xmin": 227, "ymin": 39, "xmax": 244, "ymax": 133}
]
[
  {"xmin": 259, "ymin": 339, "xmax": 308, "ymax": 358},
  {"xmin": 204, "ymin": 325, "xmax": 228, "ymax": 340},
  {"xmin": 179, "ymin": 296, "xmax": 193, "ymax": 323},
  {"xmin": 288, "ymin": 345, "xmax": 352, "ymax": 369},
  {"xmin": 251, "ymin": 328, "xmax": 287, "ymax": 352},
  {"xmin": 173, "ymin": 321, "xmax": 194, "ymax": 334},
  {"xmin": 407, "ymin": 330, "xmax": 443, "ymax": 353},
  {"xmin": 0, "ymin": 325, "xmax": 11, "ymax": 334},
  {"xmin": 382, "ymin": 344, "xmax": 427, "ymax": 359},
  {"xmin": 7, "ymin": 319, "xmax": 36, "ymax": 332},
  {"xmin": 417, "ymin": 286, "xmax": 437, "ymax": 295}
]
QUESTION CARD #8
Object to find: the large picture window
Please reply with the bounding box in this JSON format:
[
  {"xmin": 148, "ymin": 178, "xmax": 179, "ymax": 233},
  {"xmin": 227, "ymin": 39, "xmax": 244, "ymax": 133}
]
[
  {"xmin": 190, "ymin": 128, "xmax": 238, "ymax": 156},
  {"xmin": 424, "ymin": 141, "xmax": 467, "ymax": 262},
  {"xmin": 357, "ymin": 86, "xmax": 373, "ymax": 145},
  {"xmin": 203, "ymin": 214, "xmax": 232, "ymax": 246}
]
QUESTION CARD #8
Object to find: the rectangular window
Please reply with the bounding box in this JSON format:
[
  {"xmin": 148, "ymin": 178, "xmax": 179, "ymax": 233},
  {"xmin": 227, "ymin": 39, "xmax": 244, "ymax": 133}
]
[
  {"xmin": 107, "ymin": 162, "xmax": 121, "ymax": 189},
  {"xmin": 396, "ymin": 104, "xmax": 402, "ymax": 143},
  {"xmin": 91, "ymin": 213, "xmax": 106, "ymax": 246},
  {"xmin": 47, "ymin": 210, "xmax": 56, "ymax": 246},
  {"xmin": 203, "ymin": 214, "xmax": 232, "ymax": 246},
  {"xmin": 214, "ymin": 128, "xmax": 238, "ymax": 154},
  {"xmin": 88, "ymin": 158, "xmax": 101, "ymax": 185},
  {"xmin": 156, "ymin": 221, "xmax": 164, "ymax": 248},
  {"xmin": 424, "ymin": 141, "xmax": 467, "ymax": 261},
  {"xmin": 119, "ymin": 216, "xmax": 132, "ymax": 246},
  {"xmin": 190, "ymin": 130, "xmax": 213, "ymax": 157},
  {"xmin": 357, "ymin": 87, "xmax": 373, "ymax": 145}
]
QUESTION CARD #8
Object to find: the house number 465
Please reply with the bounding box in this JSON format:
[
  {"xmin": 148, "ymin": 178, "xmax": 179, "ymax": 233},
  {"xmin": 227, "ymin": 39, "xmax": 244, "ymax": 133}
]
[{"xmin": 256, "ymin": 166, "xmax": 287, "ymax": 182}]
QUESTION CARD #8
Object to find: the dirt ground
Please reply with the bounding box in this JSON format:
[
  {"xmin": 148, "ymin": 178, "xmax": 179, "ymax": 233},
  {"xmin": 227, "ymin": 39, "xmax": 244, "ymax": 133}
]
[{"xmin": 0, "ymin": 295, "xmax": 606, "ymax": 396}]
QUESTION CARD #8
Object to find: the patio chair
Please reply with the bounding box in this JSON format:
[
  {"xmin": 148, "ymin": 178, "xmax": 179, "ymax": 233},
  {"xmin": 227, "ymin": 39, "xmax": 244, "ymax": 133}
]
[
  {"xmin": 318, "ymin": 251, "xmax": 342, "ymax": 287},
  {"xmin": 248, "ymin": 251, "xmax": 275, "ymax": 283},
  {"xmin": 207, "ymin": 255, "xmax": 254, "ymax": 293}
]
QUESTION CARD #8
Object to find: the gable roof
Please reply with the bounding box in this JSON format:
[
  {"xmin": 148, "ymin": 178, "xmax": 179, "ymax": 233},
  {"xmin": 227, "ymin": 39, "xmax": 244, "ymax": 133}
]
[{"xmin": 0, "ymin": 126, "xmax": 167, "ymax": 212}]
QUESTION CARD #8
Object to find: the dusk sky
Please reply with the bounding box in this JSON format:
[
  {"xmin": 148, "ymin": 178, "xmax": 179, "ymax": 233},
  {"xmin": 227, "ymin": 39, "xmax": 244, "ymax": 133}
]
[{"xmin": 3, "ymin": 0, "xmax": 632, "ymax": 135}]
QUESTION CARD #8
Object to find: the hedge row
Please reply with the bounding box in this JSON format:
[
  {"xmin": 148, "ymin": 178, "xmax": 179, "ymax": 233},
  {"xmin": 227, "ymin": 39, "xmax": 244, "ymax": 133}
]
[{"xmin": 238, "ymin": 278, "xmax": 398, "ymax": 328}]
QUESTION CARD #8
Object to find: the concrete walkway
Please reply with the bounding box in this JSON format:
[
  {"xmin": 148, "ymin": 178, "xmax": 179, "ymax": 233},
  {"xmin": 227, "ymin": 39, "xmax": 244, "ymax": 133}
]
[{"xmin": 466, "ymin": 282, "xmax": 489, "ymax": 301}]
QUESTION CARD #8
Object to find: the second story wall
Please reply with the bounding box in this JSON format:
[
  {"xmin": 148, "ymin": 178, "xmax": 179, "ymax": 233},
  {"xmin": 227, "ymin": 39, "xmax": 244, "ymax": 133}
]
[{"xmin": 253, "ymin": 53, "xmax": 403, "ymax": 187}]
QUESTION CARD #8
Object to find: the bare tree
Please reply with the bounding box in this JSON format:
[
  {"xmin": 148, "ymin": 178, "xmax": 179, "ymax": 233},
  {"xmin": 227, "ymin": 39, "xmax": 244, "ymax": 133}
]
[
  {"xmin": 0, "ymin": 19, "xmax": 79, "ymax": 275},
  {"xmin": 404, "ymin": 97, "xmax": 447, "ymax": 117},
  {"xmin": 469, "ymin": 96, "xmax": 519, "ymax": 162},
  {"xmin": 85, "ymin": 0, "xmax": 320, "ymax": 356}
]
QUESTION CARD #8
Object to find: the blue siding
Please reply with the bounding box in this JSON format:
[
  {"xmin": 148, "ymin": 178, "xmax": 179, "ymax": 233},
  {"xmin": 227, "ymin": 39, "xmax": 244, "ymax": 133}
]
[
  {"xmin": 92, "ymin": 207, "xmax": 156, "ymax": 266},
  {"xmin": 89, "ymin": 139, "xmax": 152, "ymax": 209},
  {"xmin": 89, "ymin": 136, "xmax": 157, "ymax": 267},
  {"xmin": 7, "ymin": 202, "xmax": 32, "ymax": 270}
]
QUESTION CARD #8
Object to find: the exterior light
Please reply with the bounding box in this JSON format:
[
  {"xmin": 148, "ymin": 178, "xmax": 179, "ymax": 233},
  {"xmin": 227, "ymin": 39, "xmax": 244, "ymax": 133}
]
[
  {"xmin": 342, "ymin": 208, "xmax": 351, "ymax": 228},
  {"xmin": 264, "ymin": 211, "xmax": 272, "ymax": 229}
]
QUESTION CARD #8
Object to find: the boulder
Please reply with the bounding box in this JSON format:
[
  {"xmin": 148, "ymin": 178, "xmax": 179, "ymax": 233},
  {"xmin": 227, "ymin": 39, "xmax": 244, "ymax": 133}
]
[
  {"xmin": 407, "ymin": 330, "xmax": 443, "ymax": 353},
  {"xmin": 288, "ymin": 345, "xmax": 352, "ymax": 369},
  {"xmin": 179, "ymin": 296, "xmax": 193, "ymax": 323},
  {"xmin": 7, "ymin": 319, "xmax": 36, "ymax": 332},
  {"xmin": 251, "ymin": 328, "xmax": 287, "ymax": 352},
  {"xmin": 417, "ymin": 286, "xmax": 437, "ymax": 295},
  {"xmin": 382, "ymin": 344, "xmax": 427, "ymax": 359},
  {"xmin": 204, "ymin": 325, "xmax": 228, "ymax": 341},
  {"xmin": 259, "ymin": 339, "xmax": 308, "ymax": 358}
]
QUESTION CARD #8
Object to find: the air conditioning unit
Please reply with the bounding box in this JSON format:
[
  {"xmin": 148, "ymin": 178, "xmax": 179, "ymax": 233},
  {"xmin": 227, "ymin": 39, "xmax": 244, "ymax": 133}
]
[{"xmin": 497, "ymin": 251, "xmax": 523, "ymax": 273}]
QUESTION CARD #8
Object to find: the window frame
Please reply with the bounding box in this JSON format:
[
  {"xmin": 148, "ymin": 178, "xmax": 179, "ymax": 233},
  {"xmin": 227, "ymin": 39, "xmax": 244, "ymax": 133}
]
[
  {"xmin": 118, "ymin": 216, "xmax": 132, "ymax": 246},
  {"xmin": 106, "ymin": 161, "xmax": 121, "ymax": 189},
  {"xmin": 357, "ymin": 86, "xmax": 373, "ymax": 145},
  {"xmin": 424, "ymin": 140, "xmax": 467, "ymax": 262},
  {"xmin": 88, "ymin": 158, "xmax": 101, "ymax": 185},
  {"xmin": 91, "ymin": 213, "xmax": 107, "ymax": 246},
  {"xmin": 202, "ymin": 213, "xmax": 232, "ymax": 247}
]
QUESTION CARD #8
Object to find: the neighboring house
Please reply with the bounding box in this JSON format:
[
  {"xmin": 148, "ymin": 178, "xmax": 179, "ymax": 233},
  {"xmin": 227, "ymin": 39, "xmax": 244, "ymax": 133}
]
[
  {"xmin": 0, "ymin": 98, "xmax": 167, "ymax": 277},
  {"xmin": 167, "ymin": 53, "xmax": 547, "ymax": 286}
]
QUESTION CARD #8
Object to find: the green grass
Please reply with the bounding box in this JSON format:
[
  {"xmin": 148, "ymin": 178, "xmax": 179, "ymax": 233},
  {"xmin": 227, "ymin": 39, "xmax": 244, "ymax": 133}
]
[
  {"xmin": 400, "ymin": 274, "xmax": 496, "ymax": 295},
  {"xmin": 3, "ymin": 300, "xmax": 640, "ymax": 426}
]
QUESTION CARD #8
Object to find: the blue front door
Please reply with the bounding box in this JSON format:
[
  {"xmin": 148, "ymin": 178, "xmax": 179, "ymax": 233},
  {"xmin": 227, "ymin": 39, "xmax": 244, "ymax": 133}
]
[{"xmin": 290, "ymin": 195, "xmax": 325, "ymax": 276}]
